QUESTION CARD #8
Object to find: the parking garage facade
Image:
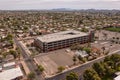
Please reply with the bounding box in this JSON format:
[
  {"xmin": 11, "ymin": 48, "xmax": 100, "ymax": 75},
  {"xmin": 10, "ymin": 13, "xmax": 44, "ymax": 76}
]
[{"xmin": 34, "ymin": 30, "xmax": 94, "ymax": 52}]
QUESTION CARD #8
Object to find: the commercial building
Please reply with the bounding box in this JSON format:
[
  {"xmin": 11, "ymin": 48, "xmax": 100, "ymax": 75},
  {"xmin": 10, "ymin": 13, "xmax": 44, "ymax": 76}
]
[
  {"xmin": 0, "ymin": 62, "xmax": 23, "ymax": 80},
  {"xmin": 34, "ymin": 30, "xmax": 94, "ymax": 52}
]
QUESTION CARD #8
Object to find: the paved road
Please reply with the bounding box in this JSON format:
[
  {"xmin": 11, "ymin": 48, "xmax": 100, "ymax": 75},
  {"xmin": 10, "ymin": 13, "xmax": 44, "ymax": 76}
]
[
  {"xmin": 14, "ymin": 38, "xmax": 44, "ymax": 80},
  {"xmin": 46, "ymin": 50, "xmax": 120, "ymax": 80}
]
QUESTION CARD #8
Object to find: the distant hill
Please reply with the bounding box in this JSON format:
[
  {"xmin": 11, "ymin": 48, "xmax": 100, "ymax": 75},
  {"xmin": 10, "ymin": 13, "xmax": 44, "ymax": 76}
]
[{"xmin": 51, "ymin": 8, "xmax": 74, "ymax": 11}]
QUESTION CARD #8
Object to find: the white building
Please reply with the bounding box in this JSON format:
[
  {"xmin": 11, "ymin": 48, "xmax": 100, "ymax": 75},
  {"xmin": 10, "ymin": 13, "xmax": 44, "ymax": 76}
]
[
  {"xmin": 114, "ymin": 72, "xmax": 120, "ymax": 80},
  {"xmin": 0, "ymin": 62, "xmax": 23, "ymax": 80},
  {"xmin": 75, "ymin": 50, "xmax": 89, "ymax": 58},
  {"xmin": 114, "ymin": 75, "xmax": 120, "ymax": 80}
]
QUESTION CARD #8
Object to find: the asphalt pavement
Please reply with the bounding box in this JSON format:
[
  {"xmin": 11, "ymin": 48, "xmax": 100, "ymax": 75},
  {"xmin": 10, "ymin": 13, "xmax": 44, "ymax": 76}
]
[{"xmin": 14, "ymin": 38, "xmax": 44, "ymax": 80}]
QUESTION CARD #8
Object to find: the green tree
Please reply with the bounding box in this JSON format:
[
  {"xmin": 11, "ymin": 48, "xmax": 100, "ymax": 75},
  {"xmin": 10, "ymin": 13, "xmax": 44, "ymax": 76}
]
[
  {"xmin": 92, "ymin": 62, "xmax": 105, "ymax": 77},
  {"xmin": 6, "ymin": 34, "xmax": 13, "ymax": 40},
  {"xmin": 110, "ymin": 54, "xmax": 120, "ymax": 63},
  {"xmin": 104, "ymin": 63, "xmax": 115, "ymax": 76},
  {"xmin": 70, "ymin": 44, "xmax": 84, "ymax": 50},
  {"xmin": 104, "ymin": 56, "xmax": 111, "ymax": 63},
  {"xmin": 57, "ymin": 66, "xmax": 65, "ymax": 73},
  {"xmin": 24, "ymin": 26, "xmax": 28, "ymax": 30},
  {"xmin": 27, "ymin": 72, "xmax": 35, "ymax": 80},
  {"xmin": 66, "ymin": 72, "xmax": 78, "ymax": 80},
  {"xmin": 78, "ymin": 55, "xmax": 86, "ymax": 63},
  {"xmin": 8, "ymin": 40, "xmax": 14, "ymax": 46},
  {"xmin": 83, "ymin": 47, "xmax": 91, "ymax": 54},
  {"xmin": 81, "ymin": 27, "xmax": 88, "ymax": 32},
  {"xmin": 110, "ymin": 54, "xmax": 120, "ymax": 69},
  {"xmin": 9, "ymin": 50, "xmax": 17, "ymax": 59},
  {"xmin": 83, "ymin": 68, "xmax": 101, "ymax": 80},
  {"xmin": 37, "ymin": 65, "xmax": 44, "ymax": 73}
]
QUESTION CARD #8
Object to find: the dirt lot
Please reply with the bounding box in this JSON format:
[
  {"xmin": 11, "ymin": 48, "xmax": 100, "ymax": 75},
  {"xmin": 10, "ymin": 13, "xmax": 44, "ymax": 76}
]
[{"xmin": 34, "ymin": 49, "xmax": 77, "ymax": 76}]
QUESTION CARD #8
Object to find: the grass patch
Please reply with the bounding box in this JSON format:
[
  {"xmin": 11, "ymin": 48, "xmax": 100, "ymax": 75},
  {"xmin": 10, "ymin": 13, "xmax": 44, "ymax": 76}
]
[{"xmin": 105, "ymin": 27, "xmax": 120, "ymax": 32}]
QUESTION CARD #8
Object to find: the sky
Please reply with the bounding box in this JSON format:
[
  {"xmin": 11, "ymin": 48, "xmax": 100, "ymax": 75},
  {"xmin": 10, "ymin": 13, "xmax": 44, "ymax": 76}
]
[{"xmin": 0, "ymin": 0, "xmax": 120, "ymax": 10}]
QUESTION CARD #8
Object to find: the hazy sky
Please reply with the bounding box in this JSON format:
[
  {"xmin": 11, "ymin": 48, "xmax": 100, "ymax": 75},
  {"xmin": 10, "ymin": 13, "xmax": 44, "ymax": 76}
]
[{"xmin": 0, "ymin": 0, "xmax": 120, "ymax": 10}]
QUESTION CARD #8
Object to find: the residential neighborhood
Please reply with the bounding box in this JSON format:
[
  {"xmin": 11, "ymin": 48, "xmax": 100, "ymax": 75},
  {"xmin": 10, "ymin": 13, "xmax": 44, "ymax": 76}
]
[{"xmin": 0, "ymin": 1, "xmax": 120, "ymax": 80}]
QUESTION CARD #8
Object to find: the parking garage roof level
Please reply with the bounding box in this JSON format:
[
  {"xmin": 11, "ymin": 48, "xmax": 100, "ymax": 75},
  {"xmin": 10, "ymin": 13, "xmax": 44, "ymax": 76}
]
[{"xmin": 36, "ymin": 30, "xmax": 88, "ymax": 43}]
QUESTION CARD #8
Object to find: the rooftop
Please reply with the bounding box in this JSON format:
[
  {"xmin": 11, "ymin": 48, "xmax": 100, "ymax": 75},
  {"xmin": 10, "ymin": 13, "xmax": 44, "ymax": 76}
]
[
  {"xmin": 0, "ymin": 67, "xmax": 23, "ymax": 80},
  {"xmin": 36, "ymin": 30, "xmax": 88, "ymax": 43},
  {"xmin": 115, "ymin": 72, "xmax": 120, "ymax": 76},
  {"xmin": 0, "ymin": 62, "xmax": 23, "ymax": 80},
  {"xmin": 3, "ymin": 62, "xmax": 15, "ymax": 67},
  {"xmin": 114, "ymin": 75, "xmax": 120, "ymax": 80},
  {"xmin": 75, "ymin": 50, "xmax": 89, "ymax": 58}
]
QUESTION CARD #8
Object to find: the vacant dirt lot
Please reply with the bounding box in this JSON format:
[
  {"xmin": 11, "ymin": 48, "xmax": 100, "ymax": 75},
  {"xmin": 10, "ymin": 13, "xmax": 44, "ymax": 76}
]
[{"xmin": 34, "ymin": 49, "xmax": 77, "ymax": 76}]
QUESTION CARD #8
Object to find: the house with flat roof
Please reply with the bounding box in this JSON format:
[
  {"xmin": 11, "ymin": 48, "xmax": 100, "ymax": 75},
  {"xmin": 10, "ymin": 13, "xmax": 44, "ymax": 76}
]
[{"xmin": 0, "ymin": 62, "xmax": 23, "ymax": 80}]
